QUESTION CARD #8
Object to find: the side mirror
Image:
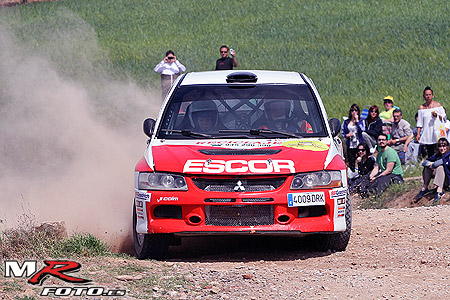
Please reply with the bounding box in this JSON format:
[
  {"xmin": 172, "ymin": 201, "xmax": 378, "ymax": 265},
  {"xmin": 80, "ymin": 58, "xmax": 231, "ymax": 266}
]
[
  {"xmin": 143, "ymin": 118, "xmax": 156, "ymax": 138},
  {"xmin": 328, "ymin": 118, "xmax": 341, "ymax": 137}
]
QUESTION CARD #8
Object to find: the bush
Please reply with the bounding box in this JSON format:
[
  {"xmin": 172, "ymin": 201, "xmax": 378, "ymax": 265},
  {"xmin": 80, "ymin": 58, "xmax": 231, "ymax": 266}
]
[{"xmin": 0, "ymin": 216, "xmax": 110, "ymax": 259}]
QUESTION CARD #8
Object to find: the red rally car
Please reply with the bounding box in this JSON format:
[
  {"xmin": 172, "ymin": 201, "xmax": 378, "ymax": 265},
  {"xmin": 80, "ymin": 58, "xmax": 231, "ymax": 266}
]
[{"xmin": 133, "ymin": 70, "xmax": 351, "ymax": 259}]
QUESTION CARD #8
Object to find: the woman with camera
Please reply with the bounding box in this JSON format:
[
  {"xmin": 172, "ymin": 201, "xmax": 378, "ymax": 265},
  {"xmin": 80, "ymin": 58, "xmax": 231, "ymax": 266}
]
[{"xmin": 154, "ymin": 50, "xmax": 186, "ymax": 98}]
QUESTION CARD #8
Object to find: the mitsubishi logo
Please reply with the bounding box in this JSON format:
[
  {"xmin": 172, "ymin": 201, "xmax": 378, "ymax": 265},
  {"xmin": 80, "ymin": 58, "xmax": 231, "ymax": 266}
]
[{"xmin": 234, "ymin": 180, "xmax": 245, "ymax": 192}]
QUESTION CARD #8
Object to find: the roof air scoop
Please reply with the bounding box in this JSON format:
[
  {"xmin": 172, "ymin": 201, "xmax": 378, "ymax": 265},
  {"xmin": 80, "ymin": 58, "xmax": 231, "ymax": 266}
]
[{"xmin": 226, "ymin": 72, "xmax": 258, "ymax": 83}]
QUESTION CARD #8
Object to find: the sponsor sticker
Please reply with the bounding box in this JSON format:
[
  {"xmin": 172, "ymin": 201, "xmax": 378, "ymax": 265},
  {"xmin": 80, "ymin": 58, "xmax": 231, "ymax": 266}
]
[
  {"xmin": 156, "ymin": 196, "xmax": 179, "ymax": 203},
  {"xmin": 282, "ymin": 140, "xmax": 329, "ymax": 151},
  {"xmin": 329, "ymin": 188, "xmax": 347, "ymax": 199},
  {"xmin": 288, "ymin": 191, "xmax": 325, "ymax": 207},
  {"xmin": 330, "ymin": 188, "xmax": 347, "ymax": 205},
  {"xmin": 195, "ymin": 140, "xmax": 283, "ymax": 148},
  {"xmin": 135, "ymin": 191, "xmax": 150, "ymax": 200},
  {"xmin": 337, "ymin": 205, "xmax": 345, "ymax": 218}
]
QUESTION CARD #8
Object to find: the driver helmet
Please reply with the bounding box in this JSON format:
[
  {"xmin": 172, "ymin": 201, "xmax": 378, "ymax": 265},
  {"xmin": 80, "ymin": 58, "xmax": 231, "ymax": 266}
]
[
  {"xmin": 188, "ymin": 100, "xmax": 219, "ymax": 130},
  {"xmin": 263, "ymin": 98, "xmax": 295, "ymax": 123}
]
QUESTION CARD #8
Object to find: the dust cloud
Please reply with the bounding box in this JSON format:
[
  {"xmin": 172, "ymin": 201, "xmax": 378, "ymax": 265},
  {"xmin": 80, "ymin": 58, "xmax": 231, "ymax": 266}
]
[{"xmin": 0, "ymin": 12, "xmax": 160, "ymax": 252}]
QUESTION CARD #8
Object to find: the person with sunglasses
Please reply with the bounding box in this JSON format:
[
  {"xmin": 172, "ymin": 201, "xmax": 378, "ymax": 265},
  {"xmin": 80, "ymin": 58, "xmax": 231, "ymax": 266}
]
[
  {"xmin": 341, "ymin": 104, "xmax": 365, "ymax": 172},
  {"xmin": 415, "ymin": 137, "xmax": 450, "ymax": 204},
  {"xmin": 154, "ymin": 50, "xmax": 186, "ymax": 98},
  {"xmin": 359, "ymin": 133, "xmax": 403, "ymax": 196},
  {"xmin": 362, "ymin": 105, "xmax": 383, "ymax": 150},
  {"xmin": 349, "ymin": 144, "xmax": 376, "ymax": 193},
  {"xmin": 215, "ymin": 45, "xmax": 238, "ymax": 70}
]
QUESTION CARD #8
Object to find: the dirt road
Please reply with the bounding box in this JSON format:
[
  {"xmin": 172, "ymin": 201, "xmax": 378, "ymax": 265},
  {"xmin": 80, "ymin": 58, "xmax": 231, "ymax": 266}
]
[
  {"xmin": 156, "ymin": 205, "xmax": 450, "ymax": 300},
  {"xmin": 3, "ymin": 203, "xmax": 450, "ymax": 300}
]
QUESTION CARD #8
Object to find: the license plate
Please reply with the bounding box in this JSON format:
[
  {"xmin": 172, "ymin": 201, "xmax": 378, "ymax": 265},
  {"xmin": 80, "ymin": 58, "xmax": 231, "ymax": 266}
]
[{"xmin": 287, "ymin": 192, "xmax": 325, "ymax": 207}]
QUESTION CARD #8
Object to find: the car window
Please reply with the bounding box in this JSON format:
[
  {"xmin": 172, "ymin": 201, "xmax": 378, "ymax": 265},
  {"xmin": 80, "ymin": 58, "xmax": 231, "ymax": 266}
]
[{"xmin": 157, "ymin": 85, "xmax": 326, "ymax": 139}]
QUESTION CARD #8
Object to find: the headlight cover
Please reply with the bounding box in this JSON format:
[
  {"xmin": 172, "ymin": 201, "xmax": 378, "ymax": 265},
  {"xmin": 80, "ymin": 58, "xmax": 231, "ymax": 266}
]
[
  {"xmin": 290, "ymin": 171, "xmax": 341, "ymax": 189},
  {"xmin": 138, "ymin": 172, "xmax": 188, "ymax": 191}
]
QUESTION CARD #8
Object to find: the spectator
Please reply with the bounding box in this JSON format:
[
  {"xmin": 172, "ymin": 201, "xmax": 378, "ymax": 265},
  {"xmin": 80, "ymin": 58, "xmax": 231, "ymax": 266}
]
[
  {"xmin": 379, "ymin": 95, "xmax": 395, "ymax": 123},
  {"xmin": 359, "ymin": 133, "xmax": 404, "ymax": 196},
  {"xmin": 342, "ymin": 104, "xmax": 365, "ymax": 171},
  {"xmin": 215, "ymin": 45, "xmax": 237, "ymax": 70},
  {"xmin": 416, "ymin": 86, "xmax": 446, "ymax": 157},
  {"xmin": 355, "ymin": 143, "xmax": 376, "ymax": 175},
  {"xmin": 406, "ymin": 112, "xmax": 423, "ymax": 162},
  {"xmin": 387, "ymin": 108, "xmax": 413, "ymax": 163},
  {"xmin": 349, "ymin": 144, "xmax": 376, "ymax": 193},
  {"xmin": 154, "ymin": 50, "xmax": 186, "ymax": 98},
  {"xmin": 414, "ymin": 137, "xmax": 450, "ymax": 204},
  {"xmin": 362, "ymin": 105, "xmax": 383, "ymax": 150}
]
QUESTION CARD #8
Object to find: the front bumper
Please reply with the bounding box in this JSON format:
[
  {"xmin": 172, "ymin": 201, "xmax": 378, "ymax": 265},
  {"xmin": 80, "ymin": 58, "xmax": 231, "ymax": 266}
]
[{"xmin": 134, "ymin": 183, "xmax": 348, "ymax": 235}]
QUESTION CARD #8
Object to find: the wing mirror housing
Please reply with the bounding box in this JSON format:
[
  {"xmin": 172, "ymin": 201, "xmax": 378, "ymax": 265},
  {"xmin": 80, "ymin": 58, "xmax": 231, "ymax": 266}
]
[
  {"xmin": 328, "ymin": 118, "xmax": 341, "ymax": 137},
  {"xmin": 143, "ymin": 118, "xmax": 156, "ymax": 138}
]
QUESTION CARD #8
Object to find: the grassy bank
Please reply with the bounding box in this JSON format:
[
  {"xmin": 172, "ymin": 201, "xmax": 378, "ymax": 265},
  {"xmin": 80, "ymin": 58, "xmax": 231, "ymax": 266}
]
[{"xmin": 1, "ymin": 0, "xmax": 449, "ymax": 123}]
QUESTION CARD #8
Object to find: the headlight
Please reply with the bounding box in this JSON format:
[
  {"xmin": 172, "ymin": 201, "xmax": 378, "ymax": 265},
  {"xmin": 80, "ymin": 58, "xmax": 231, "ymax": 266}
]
[
  {"xmin": 290, "ymin": 171, "xmax": 341, "ymax": 189},
  {"xmin": 138, "ymin": 172, "xmax": 188, "ymax": 190}
]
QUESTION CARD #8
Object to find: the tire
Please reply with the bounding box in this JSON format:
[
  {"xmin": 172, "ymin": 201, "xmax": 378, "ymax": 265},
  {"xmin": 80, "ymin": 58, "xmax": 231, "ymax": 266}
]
[
  {"xmin": 132, "ymin": 203, "xmax": 170, "ymax": 259},
  {"xmin": 314, "ymin": 194, "xmax": 352, "ymax": 252},
  {"xmin": 328, "ymin": 194, "xmax": 352, "ymax": 251}
]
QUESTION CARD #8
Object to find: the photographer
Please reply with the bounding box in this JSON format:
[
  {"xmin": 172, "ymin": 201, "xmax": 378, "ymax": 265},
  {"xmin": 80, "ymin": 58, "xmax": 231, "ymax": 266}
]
[{"xmin": 154, "ymin": 50, "xmax": 186, "ymax": 98}]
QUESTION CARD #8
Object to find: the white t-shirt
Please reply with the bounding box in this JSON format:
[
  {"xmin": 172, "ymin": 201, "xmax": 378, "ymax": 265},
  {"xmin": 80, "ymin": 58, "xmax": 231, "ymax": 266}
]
[
  {"xmin": 416, "ymin": 106, "xmax": 446, "ymax": 144},
  {"xmin": 154, "ymin": 60, "xmax": 186, "ymax": 75},
  {"xmin": 347, "ymin": 123, "xmax": 359, "ymax": 148}
]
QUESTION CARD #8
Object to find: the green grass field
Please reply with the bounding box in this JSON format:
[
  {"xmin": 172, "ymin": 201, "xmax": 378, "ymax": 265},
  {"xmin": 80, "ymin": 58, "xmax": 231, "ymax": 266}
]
[{"xmin": 1, "ymin": 0, "xmax": 449, "ymax": 123}]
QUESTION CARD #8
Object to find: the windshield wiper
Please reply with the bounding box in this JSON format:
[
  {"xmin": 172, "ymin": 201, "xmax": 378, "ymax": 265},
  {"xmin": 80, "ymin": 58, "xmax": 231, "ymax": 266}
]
[
  {"xmin": 161, "ymin": 129, "xmax": 212, "ymax": 138},
  {"xmin": 219, "ymin": 129, "xmax": 303, "ymax": 138}
]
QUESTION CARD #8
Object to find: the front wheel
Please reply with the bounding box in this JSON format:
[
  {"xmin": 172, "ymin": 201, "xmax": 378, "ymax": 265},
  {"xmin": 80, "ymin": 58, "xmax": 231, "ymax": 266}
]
[
  {"xmin": 328, "ymin": 195, "xmax": 352, "ymax": 251},
  {"xmin": 132, "ymin": 203, "xmax": 170, "ymax": 259},
  {"xmin": 314, "ymin": 195, "xmax": 352, "ymax": 252}
]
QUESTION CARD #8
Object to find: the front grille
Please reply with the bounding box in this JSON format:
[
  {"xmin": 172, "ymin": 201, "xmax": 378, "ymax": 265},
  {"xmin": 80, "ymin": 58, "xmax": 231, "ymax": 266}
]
[
  {"xmin": 204, "ymin": 198, "xmax": 236, "ymax": 203},
  {"xmin": 242, "ymin": 198, "xmax": 273, "ymax": 202},
  {"xmin": 192, "ymin": 178, "xmax": 286, "ymax": 192},
  {"xmin": 198, "ymin": 149, "xmax": 281, "ymax": 155},
  {"xmin": 205, "ymin": 205, "xmax": 274, "ymax": 226}
]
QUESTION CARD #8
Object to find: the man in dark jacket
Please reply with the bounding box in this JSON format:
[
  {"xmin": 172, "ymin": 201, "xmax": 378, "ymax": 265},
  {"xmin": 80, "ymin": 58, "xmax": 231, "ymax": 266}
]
[{"xmin": 362, "ymin": 105, "xmax": 383, "ymax": 150}]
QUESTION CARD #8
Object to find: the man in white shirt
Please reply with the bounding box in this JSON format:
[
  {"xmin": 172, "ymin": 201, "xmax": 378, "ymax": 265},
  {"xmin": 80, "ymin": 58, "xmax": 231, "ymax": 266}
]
[{"xmin": 154, "ymin": 50, "xmax": 186, "ymax": 98}]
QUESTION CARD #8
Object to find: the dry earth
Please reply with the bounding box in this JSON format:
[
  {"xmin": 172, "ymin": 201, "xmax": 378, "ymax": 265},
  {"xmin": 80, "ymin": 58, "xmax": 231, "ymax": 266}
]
[{"xmin": 2, "ymin": 200, "xmax": 450, "ymax": 300}]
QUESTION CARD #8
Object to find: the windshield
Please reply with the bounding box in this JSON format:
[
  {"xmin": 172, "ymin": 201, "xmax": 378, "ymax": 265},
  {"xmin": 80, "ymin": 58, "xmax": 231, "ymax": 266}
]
[{"xmin": 157, "ymin": 84, "xmax": 327, "ymax": 139}]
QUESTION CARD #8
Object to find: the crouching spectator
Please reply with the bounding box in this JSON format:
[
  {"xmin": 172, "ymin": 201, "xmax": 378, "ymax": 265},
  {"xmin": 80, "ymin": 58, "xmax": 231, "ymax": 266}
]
[
  {"xmin": 349, "ymin": 144, "xmax": 376, "ymax": 193},
  {"xmin": 414, "ymin": 137, "xmax": 450, "ymax": 204},
  {"xmin": 362, "ymin": 105, "xmax": 383, "ymax": 150},
  {"xmin": 359, "ymin": 133, "xmax": 404, "ymax": 196}
]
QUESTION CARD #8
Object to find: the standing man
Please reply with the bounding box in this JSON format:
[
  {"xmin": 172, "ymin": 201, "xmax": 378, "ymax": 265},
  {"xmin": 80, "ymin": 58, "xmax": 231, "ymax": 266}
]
[
  {"xmin": 387, "ymin": 108, "xmax": 414, "ymax": 163},
  {"xmin": 154, "ymin": 50, "xmax": 186, "ymax": 98},
  {"xmin": 215, "ymin": 45, "xmax": 237, "ymax": 70},
  {"xmin": 360, "ymin": 133, "xmax": 403, "ymax": 196}
]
